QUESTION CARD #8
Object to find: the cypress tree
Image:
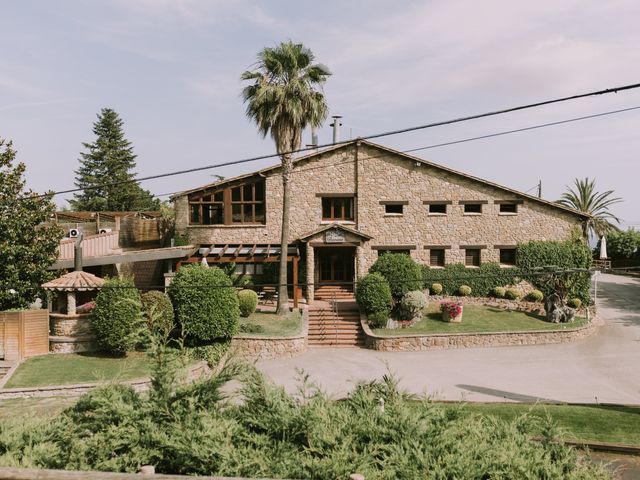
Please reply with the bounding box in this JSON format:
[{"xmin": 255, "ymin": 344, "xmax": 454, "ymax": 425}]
[{"xmin": 70, "ymin": 108, "xmax": 159, "ymax": 211}]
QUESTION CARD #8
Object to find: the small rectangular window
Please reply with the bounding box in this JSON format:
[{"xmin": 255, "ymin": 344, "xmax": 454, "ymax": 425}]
[
  {"xmin": 500, "ymin": 248, "xmax": 516, "ymax": 265},
  {"xmin": 429, "ymin": 204, "xmax": 447, "ymax": 214},
  {"xmin": 464, "ymin": 203, "xmax": 482, "ymax": 214},
  {"xmin": 430, "ymin": 249, "xmax": 445, "ymax": 267},
  {"xmin": 465, "ymin": 248, "xmax": 481, "ymax": 267},
  {"xmin": 500, "ymin": 203, "xmax": 517, "ymax": 213},
  {"xmin": 385, "ymin": 204, "xmax": 403, "ymax": 215}
]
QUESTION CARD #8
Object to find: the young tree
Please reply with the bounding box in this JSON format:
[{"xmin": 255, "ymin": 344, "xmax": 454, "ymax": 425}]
[
  {"xmin": 556, "ymin": 177, "xmax": 622, "ymax": 240},
  {"xmin": 70, "ymin": 108, "xmax": 159, "ymax": 211},
  {"xmin": 0, "ymin": 138, "xmax": 63, "ymax": 310},
  {"xmin": 241, "ymin": 41, "xmax": 331, "ymax": 314}
]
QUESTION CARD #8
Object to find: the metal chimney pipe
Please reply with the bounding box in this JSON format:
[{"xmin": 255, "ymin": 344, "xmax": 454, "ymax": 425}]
[
  {"xmin": 74, "ymin": 234, "xmax": 83, "ymax": 272},
  {"xmin": 311, "ymin": 126, "xmax": 318, "ymax": 149},
  {"xmin": 330, "ymin": 115, "xmax": 342, "ymax": 144}
]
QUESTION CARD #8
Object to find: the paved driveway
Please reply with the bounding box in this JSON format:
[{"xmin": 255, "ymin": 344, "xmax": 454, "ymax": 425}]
[{"xmin": 256, "ymin": 274, "xmax": 640, "ymax": 403}]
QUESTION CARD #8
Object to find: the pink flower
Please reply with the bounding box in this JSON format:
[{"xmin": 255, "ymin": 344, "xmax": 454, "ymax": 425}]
[{"xmin": 440, "ymin": 301, "xmax": 462, "ymax": 317}]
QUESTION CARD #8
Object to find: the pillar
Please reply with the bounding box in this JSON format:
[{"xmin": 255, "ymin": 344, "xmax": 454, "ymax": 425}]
[
  {"xmin": 306, "ymin": 244, "xmax": 314, "ymax": 303},
  {"xmin": 67, "ymin": 291, "xmax": 77, "ymax": 315}
]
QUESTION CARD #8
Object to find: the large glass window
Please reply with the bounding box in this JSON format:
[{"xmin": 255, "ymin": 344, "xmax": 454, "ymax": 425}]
[
  {"xmin": 188, "ymin": 178, "xmax": 265, "ymax": 225},
  {"xmin": 322, "ymin": 197, "xmax": 354, "ymax": 221}
]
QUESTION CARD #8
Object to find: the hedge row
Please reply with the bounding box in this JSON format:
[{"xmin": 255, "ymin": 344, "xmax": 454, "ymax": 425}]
[{"xmin": 422, "ymin": 262, "xmax": 519, "ymax": 297}]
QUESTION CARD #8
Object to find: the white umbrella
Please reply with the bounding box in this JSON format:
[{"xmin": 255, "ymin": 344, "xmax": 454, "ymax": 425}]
[
  {"xmin": 201, "ymin": 257, "xmax": 209, "ymax": 268},
  {"xmin": 599, "ymin": 236, "xmax": 608, "ymax": 259}
]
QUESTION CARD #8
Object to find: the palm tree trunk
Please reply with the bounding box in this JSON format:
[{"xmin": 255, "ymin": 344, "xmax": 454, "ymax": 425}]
[{"xmin": 276, "ymin": 154, "xmax": 292, "ymax": 315}]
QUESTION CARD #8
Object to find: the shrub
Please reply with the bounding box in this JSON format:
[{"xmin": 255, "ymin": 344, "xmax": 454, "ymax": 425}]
[
  {"xmin": 355, "ymin": 273, "xmax": 393, "ymax": 316},
  {"xmin": 398, "ymin": 290, "xmax": 427, "ymax": 320},
  {"xmin": 492, "ymin": 287, "xmax": 506, "ymax": 298},
  {"xmin": 458, "ymin": 285, "xmax": 471, "ymax": 296},
  {"xmin": 91, "ymin": 277, "xmax": 141, "ymax": 354},
  {"xmin": 369, "ymin": 253, "xmax": 423, "ymax": 302},
  {"xmin": 430, "ymin": 283, "xmax": 443, "ymax": 295},
  {"xmin": 505, "ymin": 288, "xmax": 520, "ymax": 300},
  {"xmin": 527, "ymin": 290, "xmax": 544, "ymax": 302},
  {"xmin": 367, "ymin": 311, "xmax": 389, "ymax": 329},
  {"xmin": 140, "ymin": 291, "xmax": 175, "ymax": 336},
  {"xmin": 423, "ymin": 263, "xmax": 520, "ymax": 297},
  {"xmin": 169, "ymin": 265, "xmax": 240, "ymax": 341},
  {"xmin": 238, "ymin": 289, "xmax": 258, "ymax": 317},
  {"xmin": 239, "ymin": 323, "xmax": 264, "ymax": 334},
  {"xmin": 568, "ymin": 298, "xmax": 582, "ymax": 309}
]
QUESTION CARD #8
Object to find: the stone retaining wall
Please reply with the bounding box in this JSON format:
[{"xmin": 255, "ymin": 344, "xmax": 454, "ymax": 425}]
[
  {"xmin": 362, "ymin": 313, "xmax": 598, "ymax": 352},
  {"xmin": 230, "ymin": 308, "xmax": 308, "ymax": 360}
]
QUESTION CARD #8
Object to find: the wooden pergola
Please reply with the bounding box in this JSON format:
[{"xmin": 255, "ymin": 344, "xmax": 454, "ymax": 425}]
[{"xmin": 179, "ymin": 244, "xmax": 302, "ymax": 308}]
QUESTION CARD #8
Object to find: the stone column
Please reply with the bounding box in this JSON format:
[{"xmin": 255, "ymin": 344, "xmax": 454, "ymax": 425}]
[
  {"xmin": 306, "ymin": 244, "xmax": 315, "ymax": 303},
  {"xmin": 356, "ymin": 245, "xmax": 367, "ymax": 280},
  {"xmin": 67, "ymin": 291, "xmax": 77, "ymax": 315}
]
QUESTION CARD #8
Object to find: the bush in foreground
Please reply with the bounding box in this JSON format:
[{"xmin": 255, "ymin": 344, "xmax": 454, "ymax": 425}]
[
  {"xmin": 369, "ymin": 253, "xmax": 423, "ymax": 302},
  {"xmin": 169, "ymin": 265, "xmax": 239, "ymax": 341},
  {"xmin": 91, "ymin": 277, "xmax": 141, "ymax": 355},
  {"xmin": 237, "ymin": 289, "xmax": 258, "ymax": 317}
]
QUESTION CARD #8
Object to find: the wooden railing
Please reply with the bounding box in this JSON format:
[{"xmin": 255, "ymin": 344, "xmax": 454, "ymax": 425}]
[{"xmin": 592, "ymin": 259, "xmax": 612, "ymax": 271}]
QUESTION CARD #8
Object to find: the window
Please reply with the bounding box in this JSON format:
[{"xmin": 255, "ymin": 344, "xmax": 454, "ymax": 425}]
[
  {"xmin": 465, "ymin": 248, "xmax": 481, "ymax": 267},
  {"xmin": 322, "ymin": 197, "xmax": 354, "ymax": 221},
  {"xmin": 385, "ymin": 204, "xmax": 403, "ymax": 215},
  {"xmin": 234, "ymin": 263, "xmax": 264, "ymax": 275},
  {"xmin": 429, "ymin": 249, "xmax": 445, "ymax": 267},
  {"xmin": 464, "ymin": 203, "xmax": 482, "ymax": 214},
  {"xmin": 429, "ymin": 203, "xmax": 447, "ymax": 214},
  {"xmin": 188, "ymin": 179, "xmax": 265, "ymax": 225},
  {"xmin": 499, "ymin": 248, "xmax": 516, "ymax": 265},
  {"xmin": 499, "ymin": 203, "xmax": 517, "ymax": 214}
]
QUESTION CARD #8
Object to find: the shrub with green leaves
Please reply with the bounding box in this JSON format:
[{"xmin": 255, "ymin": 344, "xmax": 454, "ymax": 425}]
[
  {"xmin": 527, "ymin": 290, "xmax": 544, "ymax": 302},
  {"xmin": 423, "ymin": 263, "xmax": 520, "ymax": 297},
  {"xmin": 568, "ymin": 298, "xmax": 582, "ymax": 309},
  {"xmin": 458, "ymin": 285, "xmax": 472, "ymax": 296},
  {"xmin": 141, "ymin": 290, "xmax": 175, "ymax": 336},
  {"xmin": 355, "ymin": 272, "xmax": 393, "ymax": 316},
  {"xmin": 369, "ymin": 253, "xmax": 423, "ymax": 302},
  {"xmin": 398, "ymin": 290, "xmax": 427, "ymax": 320},
  {"xmin": 91, "ymin": 277, "xmax": 141, "ymax": 355},
  {"xmin": 169, "ymin": 265, "xmax": 239, "ymax": 341},
  {"xmin": 492, "ymin": 286, "xmax": 506, "ymax": 298},
  {"xmin": 367, "ymin": 311, "xmax": 389, "ymax": 328},
  {"xmin": 237, "ymin": 289, "xmax": 258, "ymax": 317},
  {"xmin": 430, "ymin": 283, "xmax": 443, "ymax": 295},
  {"xmin": 505, "ymin": 288, "xmax": 520, "ymax": 300}
]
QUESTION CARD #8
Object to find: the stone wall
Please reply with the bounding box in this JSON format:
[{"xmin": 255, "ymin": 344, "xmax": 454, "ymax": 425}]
[
  {"xmin": 361, "ymin": 313, "xmax": 598, "ymax": 352},
  {"xmin": 230, "ymin": 308, "xmax": 308, "ymax": 360}
]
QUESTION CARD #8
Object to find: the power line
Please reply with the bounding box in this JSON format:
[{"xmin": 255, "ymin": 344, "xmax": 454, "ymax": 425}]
[{"xmin": 32, "ymin": 81, "xmax": 640, "ymax": 200}]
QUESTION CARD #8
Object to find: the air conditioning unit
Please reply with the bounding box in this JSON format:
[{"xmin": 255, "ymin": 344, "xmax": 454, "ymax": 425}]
[
  {"xmin": 68, "ymin": 228, "xmax": 80, "ymax": 238},
  {"xmin": 99, "ymin": 228, "xmax": 113, "ymax": 234}
]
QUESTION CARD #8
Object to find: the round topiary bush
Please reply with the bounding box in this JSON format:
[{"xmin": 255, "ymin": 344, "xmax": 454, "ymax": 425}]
[
  {"xmin": 238, "ymin": 289, "xmax": 258, "ymax": 317},
  {"xmin": 505, "ymin": 288, "xmax": 520, "ymax": 300},
  {"xmin": 140, "ymin": 290, "xmax": 174, "ymax": 336},
  {"xmin": 356, "ymin": 273, "xmax": 393, "ymax": 316},
  {"xmin": 367, "ymin": 311, "xmax": 389, "ymax": 329},
  {"xmin": 399, "ymin": 290, "xmax": 428, "ymax": 320},
  {"xmin": 567, "ymin": 298, "xmax": 582, "ymax": 309},
  {"xmin": 91, "ymin": 277, "xmax": 141, "ymax": 355},
  {"xmin": 169, "ymin": 265, "xmax": 240, "ymax": 341},
  {"xmin": 430, "ymin": 283, "xmax": 443, "ymax": 295},
  {"xmin": 458, "ymin": 285, "xmax": 472, "ymax": 297},
  {"xmin": 369, "ymin": 253, "xmax": 423, "ymax": 302},
  {"xmin": 527, "ymin": 290, "xmax": 544, "ymax": 302},
  {"xmin": 492, "ymin": 287, "xmax": 506, "ymax": 298}
]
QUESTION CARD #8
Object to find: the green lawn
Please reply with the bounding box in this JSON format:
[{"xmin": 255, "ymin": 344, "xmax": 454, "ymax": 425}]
[
  {"xmin": 4, "ymin": 352, "xmax": 152, "ymax": 388},
  {"xmin": 238, "ymin": 311, "xmax": 302, "ymax": 337},
  {"xmin": 0, "ymin": 396, "xmax": 76, "ymax": 419},
  {"xmin": 451, "ymin": 403, "xmax": 640, "ymax": 445},
  {"xmin": 373, "ymin": 305, "xmax": 589, "ymax": 336}
]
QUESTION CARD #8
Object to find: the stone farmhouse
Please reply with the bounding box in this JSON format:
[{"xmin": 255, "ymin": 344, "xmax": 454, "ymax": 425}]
[{"xmin": 172, "ymin": 140, "xmax": 588, "ymax": 304}]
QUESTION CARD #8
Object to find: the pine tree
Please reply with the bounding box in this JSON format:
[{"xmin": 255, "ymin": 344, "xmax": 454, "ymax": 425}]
[
  {"xmin": 0, "ymin": 138, "xmax": 63, "ymax": 310},
  {"xmin": 70, "ymin": 108, "xmax": 159, "ymax": 211}
]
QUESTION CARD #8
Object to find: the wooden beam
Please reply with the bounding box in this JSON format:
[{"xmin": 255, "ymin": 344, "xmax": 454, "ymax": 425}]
[
  {"xmin": 234, "ymin": 244, "xmax": 243, "ymax": 257},
  {"xmin": 217, "ymin": 244, "xmax": 228, "ymax": 257},
  {"xmin": 249, "ymin": 244, "xmax": 257, "ymax": 257},
  {"xmin": 264, "ymin": 244, "xmax": 271, "ymax": 257}
]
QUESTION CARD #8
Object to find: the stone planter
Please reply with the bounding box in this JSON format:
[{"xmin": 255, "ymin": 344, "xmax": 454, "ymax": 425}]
[{"xmin": 442, "ymin": 306, "xmax": 463, "ymax": 323}]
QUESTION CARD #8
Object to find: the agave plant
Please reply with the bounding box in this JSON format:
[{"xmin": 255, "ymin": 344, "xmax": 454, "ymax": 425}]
[{"xmin": 557, "ymin": 177, "xmax": 622, "ymax": 239}]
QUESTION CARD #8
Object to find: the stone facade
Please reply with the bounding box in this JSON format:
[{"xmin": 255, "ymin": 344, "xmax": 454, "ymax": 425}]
[{"xmin": 174, "ymin": 141, "xmax": 586, "ymax": 300}]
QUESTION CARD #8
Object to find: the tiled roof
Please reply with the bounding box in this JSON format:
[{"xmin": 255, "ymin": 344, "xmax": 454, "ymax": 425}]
[{"xmin": 42, "ymin": 271, "xmax": 105, "ymax": 291}]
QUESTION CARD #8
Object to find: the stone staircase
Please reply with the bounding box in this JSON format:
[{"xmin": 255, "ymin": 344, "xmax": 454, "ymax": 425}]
[
  {"xmin": 308, "ymin": 296, "xmax": 364, "ymax": 348},
  {"xmin": 314, "ymin": 285, "xmax": 356, "ymax": 301}
]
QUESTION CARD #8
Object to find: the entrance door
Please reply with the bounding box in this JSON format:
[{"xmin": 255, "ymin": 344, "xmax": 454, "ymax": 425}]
[{"xmin": 318, "ymin": 247, "xmax": 354, "ymax": 285}]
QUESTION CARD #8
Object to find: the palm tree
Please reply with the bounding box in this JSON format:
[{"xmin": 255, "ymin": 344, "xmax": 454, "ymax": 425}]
[
  {"xmin": 556, "ymin": 177, "xmax": 622, "ymax": 240},
  {"xmin": 241, "ymin": 41, "xmax": 331, "ymax": 314}
]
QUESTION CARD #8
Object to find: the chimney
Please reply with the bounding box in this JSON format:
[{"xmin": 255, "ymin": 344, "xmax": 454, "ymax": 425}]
[
  {"xmin": 330, "ymin": 115, "xmax": 342, "ymax": 144},
  {"xmin": 74, "ymin": 235, "xmax": 83, "ymax": 272},
  {"xmin": 306, "ymin": 126, "xmax": 319, "ymax": 151}
]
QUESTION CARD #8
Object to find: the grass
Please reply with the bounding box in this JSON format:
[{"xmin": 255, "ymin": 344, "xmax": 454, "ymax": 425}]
[
  {"xmin": 450, "ymin": 403, "xmax": 640, "ymax": 445},
  {"xmin": 4, "ymin": 352, "xmax": 152, "ymax": 388},
  {"xmin": 238, "ymin": 310, "xmax": 302, "ymax": 337},
  {"xmin": 373, "ymin": 304, "xmax": 589, "ymax": 336},
  {"xmin": 0, "ymin": 396, "xmax": 76, "ymax": 419}
]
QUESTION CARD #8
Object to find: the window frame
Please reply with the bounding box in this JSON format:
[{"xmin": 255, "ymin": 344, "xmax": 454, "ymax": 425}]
[
  {"xmin": 322, "ymin": 196, "xmax": 355, "ymax": 221},
  {"xmin": 188, "ymin": 178, "xmax": 266, "ymax": 226},
  {"xmin": 465, "ymin": 248, "xmax": 481, "ymax": 267},
  {"xmin": 463, "ymin": 203, "xmax": 483, "ymax": 214},
  {"xmin": 499, "ymin": 203, "xmax": 518, "ymax": 214},
  {"xmin": 429, "ymin": 248, "xmax": 445, "ymax": 267}
]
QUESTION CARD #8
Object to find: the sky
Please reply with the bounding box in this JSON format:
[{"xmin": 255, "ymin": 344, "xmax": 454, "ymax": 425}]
[{"xmin": 1, "ymin": 0, "xmax": 639, "ymax": 229}]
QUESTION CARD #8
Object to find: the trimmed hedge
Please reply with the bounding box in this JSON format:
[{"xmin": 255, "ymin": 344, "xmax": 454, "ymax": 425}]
[
  {"xmin": 369, "ymin": 253, "xmax": 423, "ymax": 302},
  {"xmin": 141, "ymin": 290, "xmax": 175, "ymax": 336},
  {"xmin": 505, "ymin": 288, "xmax": 520, "ymax": 300},
  {"xmin": 91, "ymin": 277, "xmax": 141, "ymax": 355},
  {"xmin": 527, "ymin": 290, "xmax": 544, "ymax": 302},
  {"xmin": 356, "ymin": 273, "xmax": 393, "ymax": 316},
  {"xmin": 423, "ymin": 263, "xmax": 520, "ymax": 297},
  {"xmin": 492, "ymin": 287, "xmax": 506, "ymax": 298},
  {"xmin": 458, "ymin": 285, "xmax": 471, "ymax": 296},
  {"xmin": 169, "ymin": 265, "xmax": 240, "ymax": 341},
  {"xmin": 430, "ymin": 283, "xmax": 443, "ymax": 295},
  {"xmin": 238, "ymin": 289, "xmax": 258, "ymax": 317}
]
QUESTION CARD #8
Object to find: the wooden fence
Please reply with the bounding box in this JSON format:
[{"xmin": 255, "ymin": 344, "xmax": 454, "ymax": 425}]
[{"xmin": 0, "ymin": 310, "xmax": 49, "ymax": 361}]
